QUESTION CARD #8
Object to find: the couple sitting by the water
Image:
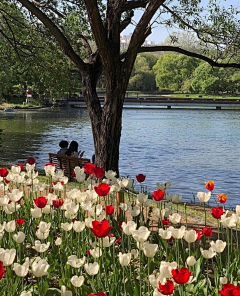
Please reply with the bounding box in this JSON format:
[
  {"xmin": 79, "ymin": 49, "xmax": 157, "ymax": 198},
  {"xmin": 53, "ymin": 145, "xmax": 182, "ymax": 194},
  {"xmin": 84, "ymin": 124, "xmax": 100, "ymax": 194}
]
[{"xmin": 57, "ymin": 140, "xmax": 85, "ymax": 158}]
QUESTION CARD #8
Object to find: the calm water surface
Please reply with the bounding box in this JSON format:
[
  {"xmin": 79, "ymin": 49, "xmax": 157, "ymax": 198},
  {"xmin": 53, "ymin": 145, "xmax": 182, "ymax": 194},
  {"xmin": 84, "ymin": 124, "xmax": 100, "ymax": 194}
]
[{"xmin": 0, "ymin": 107, "xmax": 240, "ymax": 207}]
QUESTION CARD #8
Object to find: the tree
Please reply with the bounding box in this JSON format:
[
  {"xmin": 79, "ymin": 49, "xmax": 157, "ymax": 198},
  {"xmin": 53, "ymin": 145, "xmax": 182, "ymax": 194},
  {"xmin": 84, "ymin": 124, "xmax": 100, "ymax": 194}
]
[
  {"xmin": 129, "ymin": 53, "xmax": 157, "ymax": 91},
  {"xmin": 153, "ymin": 53, "xmax": 200, "ymax": 91},
  {"xmin": 2, "ymin": 0, "xmax": 240, "ymax": 174}
]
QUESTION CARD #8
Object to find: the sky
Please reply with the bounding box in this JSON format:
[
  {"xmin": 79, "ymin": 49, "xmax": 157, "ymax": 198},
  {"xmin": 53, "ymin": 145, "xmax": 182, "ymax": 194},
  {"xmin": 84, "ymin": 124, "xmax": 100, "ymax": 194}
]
[{"xmin": 122, "ymin": 0, "xmax": 240, "ymax": 44}]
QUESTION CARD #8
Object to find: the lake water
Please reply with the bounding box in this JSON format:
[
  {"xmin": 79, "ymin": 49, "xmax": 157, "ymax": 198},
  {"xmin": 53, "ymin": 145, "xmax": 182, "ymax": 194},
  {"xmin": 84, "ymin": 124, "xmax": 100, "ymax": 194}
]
[{"xmin": 0, "ymin": 107, "xmax": 240, "ymax": 208}]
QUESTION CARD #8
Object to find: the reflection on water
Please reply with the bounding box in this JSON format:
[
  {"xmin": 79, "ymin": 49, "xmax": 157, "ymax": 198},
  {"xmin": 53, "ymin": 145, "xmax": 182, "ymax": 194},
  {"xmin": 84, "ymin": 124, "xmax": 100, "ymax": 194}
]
[{"xmin": 0, "ymin": 107, "xmax": 240, "ymax": 207}]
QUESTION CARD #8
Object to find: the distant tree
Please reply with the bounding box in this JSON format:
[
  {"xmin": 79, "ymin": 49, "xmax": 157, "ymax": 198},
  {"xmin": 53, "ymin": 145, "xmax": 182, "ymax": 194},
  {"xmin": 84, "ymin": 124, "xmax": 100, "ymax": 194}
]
[
  {"xmin": 129, "ymin": 54, "xmax": 157, "ymax": 91},
  {"xmin": 153, "ymin": 54, "xmax": 200, "ymax": 91},
  {"xmin": 192, "ymin": 63, "xmax": 240, "ymax": 94}
]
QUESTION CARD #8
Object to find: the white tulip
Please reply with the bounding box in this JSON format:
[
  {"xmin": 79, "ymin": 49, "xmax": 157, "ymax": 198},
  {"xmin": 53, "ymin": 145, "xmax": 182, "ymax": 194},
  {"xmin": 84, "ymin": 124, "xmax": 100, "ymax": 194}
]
[
  {"xmin": 132, "ymin": 226, "xmax": 150, "ymax": 243},
  {"xmin": 36, "ymin": 229, "xmax": 50, "ymax": 240},
  {"xmin": 0, "ymin": 197, "xmax": 9, "ymax": 206},
  {"xmin": 186, "ymin": 256, "xmax": 196, "ymax": 266},
  {"xmin": 5, "ymin": 220, "xmax": 16, "ymax": 233},
  {"xmin": 184, "ymin": 229, "xmax": 198, "ymax": 243},
  {"xmin": 156, "ymin": 181, "xmax": 172, "ymax": 191},
  {"xmin": 122, "ymin": 221, "xmax": 137, "ymax": 236},
  {"xmin": 0, "ymin": 222, "xmax": 6, "ymax": 232},
  {"xmin": 159, "ymin": 261, "xmax": 178, "ymax": 278},
  {"xmin": 118, "ymin": 252, "xmax": 131, "ymax": 266},
  {"xmin": 38, "ymin": 221, "xmax": 51, "ymax": 233},
  {"xmin": 169, "ymin": 213, "xmax": 181, "ymax": 224},
  {"xmin": 236, "ymin": 205, "xmax": 240, "ymax": 216},
  {"xmin": 61, "ymin": 285, "xmax": 72, "ymax": 296},
  {"xmin": 131, "ymin": 206, "xmax": 141, "ymax": 217},
  {"xmin": 131, "ymin": 249, "xmax": 139, "ymax": 259},
  {"xmin": 61, "ymin": 222, "xmax": 73, "ymax": 231},
  {"xmin": 65, "ymin": 202, "xmax": 79, "ymax": 215},
  {"xmin": 221, "ymin": 212, "xmax": 236, "ymax": 228},
  {"xmin": 200, "ymin": 247, "xmax": 216, "ymax": 259},
  {"xmin": 44, "ymin": 164, "xmax": 55, "ymax": 176},
  {"xmin": 32, "ymin": 241, "xmax": 50, "ymax": 253},
  {"xmin": 84, "ymin": 262, "xmax": 99, "ymax": 275},
  {"xmin": 220, "ymin": 277, "xmax": 228, "ymax": 284},
  {"xmin": 67, "ymin": 255, "xmax": 85, "ymax": 268},
  {"xmin": 210, "ymin": 240, "xmax": 226, "ymax": 253},
  {"xmin": 31, "ymin": 257, "xmax": 49, "ymax": 277},
  {"xmin": 13, "ymin": 258, "xmax": 29, "ymax": 277},
  {"xmin": 20, "ymin": 291, "xmax": 32, "ymax": 296},
  {"xmin": 0, "ymin": 248, "xmax": 16, "ymax": 266},
  {"xmin": 55, "ymin": 237, "xmax": 62, "ymax": 246},
  {"xmin": 70, "ymin": 275, "xmax": 84, "ymax": 287},
  {"xmin": 13, "ymin": 231, "xmax": 26, "ymax": 244},
  {"xmin": 73, "ymin": 221, "xmax": 86, "ymax": 232},
  {"xmin": 168, "ymin": 226, "xmax": 185, "ymax": 239},
  {"xmin": 143, "ymin": 241, "xmax": 158, "ymax": 258},
  {"xmin": 31, "ymin": 207, "xmax": 42, "ymax": 218},
  {"xmin": 119, "ymin": 203, "xmax": 129, "ymax": 212},
  {"xmin": 197, "ymin": 191, "xmax": 211, "ymax": 203},
  {"xmin": 90, "ymin": 247, "xmax": 102, "ymax": 258},
  {"xmin": 85, "ymin": 217, "xmax": 94, "ymax": 228},
  {"xmin": 8, "ymin": 189, "xmax": 23, "ymax": 202},
  {"xmin": 159, "ymin": 228, "xmax": 172, "ymax": 240},
  {"xmin": 137, "ymin": 193, "xmax": 148, "ymax": 204},
  {"xmin": 99, "ymin": 236, "xmax": 116, "ymax": 247}
]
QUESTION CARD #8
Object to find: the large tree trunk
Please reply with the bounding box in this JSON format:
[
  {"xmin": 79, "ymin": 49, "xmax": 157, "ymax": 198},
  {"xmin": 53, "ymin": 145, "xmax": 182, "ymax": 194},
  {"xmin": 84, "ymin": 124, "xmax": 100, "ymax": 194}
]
[{"xmin": 82, "ymin": 64, "xmax": 128, "ymax": 176}]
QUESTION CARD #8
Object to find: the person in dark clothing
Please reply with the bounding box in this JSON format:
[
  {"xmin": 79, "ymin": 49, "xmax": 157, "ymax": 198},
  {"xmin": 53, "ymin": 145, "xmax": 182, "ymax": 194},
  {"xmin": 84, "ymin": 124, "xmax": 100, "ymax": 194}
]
[{"xmin": 57, "ymin": 140, "xmax": 69, "ymax": 155}]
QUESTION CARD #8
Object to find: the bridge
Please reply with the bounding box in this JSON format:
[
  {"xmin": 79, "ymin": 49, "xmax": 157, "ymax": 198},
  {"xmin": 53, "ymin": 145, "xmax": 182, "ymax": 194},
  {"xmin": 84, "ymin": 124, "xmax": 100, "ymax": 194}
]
[{"xmin": 68, "ymin": 97, "xmax": 240, "ymax": 110}]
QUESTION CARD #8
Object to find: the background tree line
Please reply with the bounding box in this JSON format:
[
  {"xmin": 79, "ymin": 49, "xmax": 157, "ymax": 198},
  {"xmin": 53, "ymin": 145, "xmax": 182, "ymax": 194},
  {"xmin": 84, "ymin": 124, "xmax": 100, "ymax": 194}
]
[{"xmin": 1, "ymin": 14, "xmax": 240, "ymax": 101}]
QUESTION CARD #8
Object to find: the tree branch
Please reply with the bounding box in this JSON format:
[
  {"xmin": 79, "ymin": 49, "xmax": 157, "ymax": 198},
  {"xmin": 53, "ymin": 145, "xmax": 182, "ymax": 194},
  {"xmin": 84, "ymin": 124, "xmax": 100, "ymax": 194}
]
[
  {"xmin": 83, "ymin": 0, "xmax": 109, "ymax": 64},
  {"xmin": 121, "ymin": 0, "xmax": 149, "ymax": 12},
  {"xmin": 78, "ymin": 34, "xmax": 92, "ymax": 58},
  {"xmin": 32, "ymin": 0, "xmax": 66, "ymax": 18},
  {"xmin": 17, "ymin": 0, "xmax": 86, "ymax": 72},
  {"xmin": 120, "ymin": 10, "xmax": 134, "ymax": 32},
  {"xmin": 137, "ymin": 46, "xmax": 240, "ymax": 68}
]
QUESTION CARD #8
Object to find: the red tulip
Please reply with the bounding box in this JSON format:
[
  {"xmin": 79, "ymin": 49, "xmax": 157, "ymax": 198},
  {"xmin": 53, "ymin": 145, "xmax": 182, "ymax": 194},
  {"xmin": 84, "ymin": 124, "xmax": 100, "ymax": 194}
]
[
  {"xmin": 92, "ymin": 167, "xmax": 105, "ymax": 179},
  {"xmin": 27, "ymin": 157, "xmax": 36, "ymax": 165},
  {"xmin": 106, "ymin": 205, "xmax": 114, "ymax": 215},
  {"xmin": 162, "ymin": 218, "xmax": 170, "ymax": 226},
  {"xmin": 171, "ymin": 267, "xmax": 192, "ymax": 284},
  {"xmin": 16, "ymin": 164, "xmax": 24, "ymax": 171},
  {"xmin": 158, "ymin": 280, "xmax": 175, "ymax": 295},
  {"xmin": 202, "ymin": 226, "xmax": 212, "ymax": 237},
  {"xmin": 219, "ymin": 283, "xmax": 240, "ymax": 296},
  {"xmin": 136, "ymin": 174, "xmax": 146, "ymax": 183},
  {"xmin": 118, "ymin": 221, "xmax": 123, "ymax": 230},
  {"xmin": 88, "ymin": 293, "xmax": 107, "ymax": 296},
  {"xmin": 211, "ymin": 206, "xmax": 224, "ymax": 219},
  {"xmin": 84, "ymin": 163, "xmax": 95, "ymax": 174},
  {"xmin": 205, "ymin": 180, "xmax": 214, "ymax": 191},
  {"xmin": 194, "ymin": 229, "xmax": 202, "ymax": 241},
  {"xmin": 90, "ymin": 220, "xmax": 112, "ymax": 238},
  {"xmin": 52, "ymin": 198, "xmax": 64, "ymax": 208},
  {"xmin": 34, "ymin": 196, "xmax": 48, "ymax": 208},
  {"xmin": 153, "ymin": 189, "xmax": 165, "ymax": 201},
  {"xmin": 16, "ymin": 218, "xmax": 25, "ymax": 225},
  {"xmin": 44, "ymin": 163, "xmax": 55, "ymax": 167},
  {"xmin": 94, "ymin": 183, "xmax": 111, "ymax": 196},
  {"xmin": 0, "ymin": 261, "xmax": 6, "ymax": 280},
  {"xmin": 218, "ymin": 193, "xmax": 228, "ymax": 204},
  {"xmin": 0, "ymin": 168, "xmax": 8, "ymax": 177}
]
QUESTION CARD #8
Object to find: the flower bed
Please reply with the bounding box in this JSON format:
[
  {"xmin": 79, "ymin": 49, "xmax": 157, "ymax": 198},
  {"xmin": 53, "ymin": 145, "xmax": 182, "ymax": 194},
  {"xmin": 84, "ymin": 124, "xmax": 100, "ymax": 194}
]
[{"xmin": 0, "ymin": 161, "xmax": 240, "ymax": 296}]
